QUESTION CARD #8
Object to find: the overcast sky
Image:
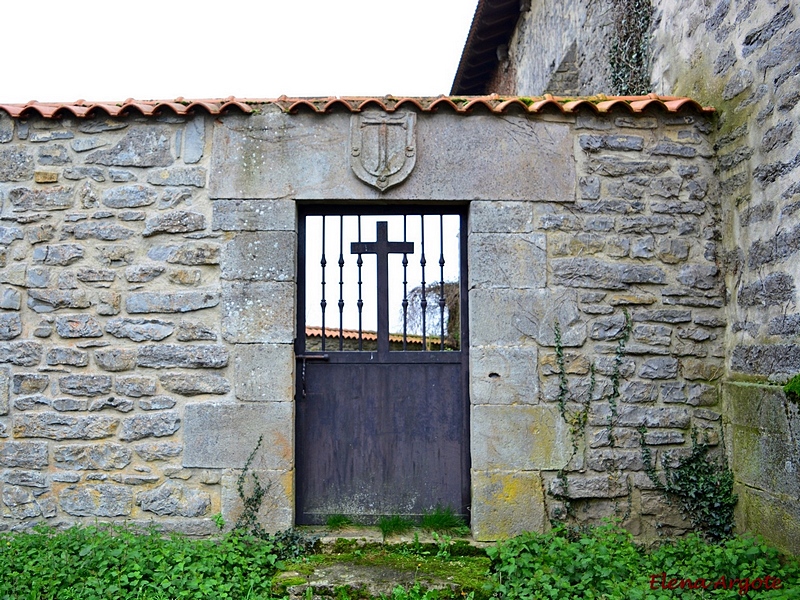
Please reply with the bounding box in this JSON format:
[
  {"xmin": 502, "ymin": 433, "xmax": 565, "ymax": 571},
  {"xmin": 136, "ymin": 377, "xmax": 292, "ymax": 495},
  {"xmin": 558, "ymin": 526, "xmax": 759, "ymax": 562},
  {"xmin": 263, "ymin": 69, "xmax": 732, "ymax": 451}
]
[{"xmin": 0, "ymin": 1, "xmax": 478, "ymax": 104}]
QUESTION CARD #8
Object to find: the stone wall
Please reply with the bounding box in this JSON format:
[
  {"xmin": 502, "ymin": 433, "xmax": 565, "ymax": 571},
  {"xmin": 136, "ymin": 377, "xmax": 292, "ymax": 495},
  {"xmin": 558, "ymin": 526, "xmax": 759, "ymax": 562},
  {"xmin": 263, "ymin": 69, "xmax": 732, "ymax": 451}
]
[
  {"xmin": 489, "ymin": 0, "xmax": 615, "ymax": 96},
  {"xmin": 484, "ymin": 0, "xmax": 800, "ymax": 554},
  {"xmin": 474, "ymin": 107, "xmax": 724, "ymax": 540},
  {"xmin": 0, "ymin": 103, "xmax": 722, "ymax": 541},
  {"xmin": 650, "ymin": 0, "xmax": 800, "ymax": 554}
]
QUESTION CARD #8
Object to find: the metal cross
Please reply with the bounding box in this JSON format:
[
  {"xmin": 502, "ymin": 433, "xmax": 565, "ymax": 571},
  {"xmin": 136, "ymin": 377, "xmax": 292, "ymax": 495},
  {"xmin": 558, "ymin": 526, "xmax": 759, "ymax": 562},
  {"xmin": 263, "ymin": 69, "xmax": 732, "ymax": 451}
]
[{"xmin": 351, "ymin": 221, "xmax": 414, "ymax": 355}]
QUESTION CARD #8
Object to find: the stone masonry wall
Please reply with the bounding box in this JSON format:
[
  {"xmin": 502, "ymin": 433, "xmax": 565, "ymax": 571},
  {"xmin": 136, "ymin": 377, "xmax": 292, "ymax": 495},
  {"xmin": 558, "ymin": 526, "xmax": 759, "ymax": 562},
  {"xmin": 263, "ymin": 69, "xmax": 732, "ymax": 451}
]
[
  {"xmin": 469, "ymin": 107, "xmax": 724, "ymax": 540},
  {"xmin": 649, "ymin": 0, "xmax": 800, "ymax": 553},
  {"xmin": 484, "ymin": 0, "xmax": 800, "ymax": 555},
  {"xmin": 0, "ymin": 104, "xmax": 720, "ymax": 541},
  {"xmin": 0, "ymin": 111, "xmax": 296, "ymax": 534}
]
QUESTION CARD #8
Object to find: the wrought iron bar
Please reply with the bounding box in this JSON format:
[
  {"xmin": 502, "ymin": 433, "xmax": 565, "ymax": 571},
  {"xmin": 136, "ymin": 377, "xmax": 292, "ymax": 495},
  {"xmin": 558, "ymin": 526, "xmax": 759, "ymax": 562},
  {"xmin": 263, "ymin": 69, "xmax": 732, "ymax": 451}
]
[
  {"xmin": 402, "ymin": 215, "xmax": 409, "ymax": 351},
  {"xmin": 439, "ymin": 214, "xmax": 446, "ymax": 351},
  {"xmin": 420, "ymin": 215, "xmax": 427, "ymax": 350},
  {"xmin": 338, "ymin": 215, "xmax": 345, "ymax": 351},
  {"xmin": 320, "ymin": 216, "xmax": 327, "ymax": 352},
  {"xmin": 356, "ymin": 215, "xmax": 364, "ymax": 351}
]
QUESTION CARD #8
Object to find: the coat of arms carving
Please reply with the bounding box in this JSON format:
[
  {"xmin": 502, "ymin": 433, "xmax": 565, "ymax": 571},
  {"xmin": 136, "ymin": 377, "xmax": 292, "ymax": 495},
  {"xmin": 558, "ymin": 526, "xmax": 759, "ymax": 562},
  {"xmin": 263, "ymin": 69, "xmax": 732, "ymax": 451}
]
[{"xmin": 350, "ymin": 112, "xmax": 416, "ymax": 191}]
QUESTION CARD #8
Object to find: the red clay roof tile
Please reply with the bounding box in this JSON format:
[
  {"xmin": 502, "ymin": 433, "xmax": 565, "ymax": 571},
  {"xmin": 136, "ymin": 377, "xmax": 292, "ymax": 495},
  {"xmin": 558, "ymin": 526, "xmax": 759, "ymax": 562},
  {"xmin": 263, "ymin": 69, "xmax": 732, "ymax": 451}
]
[{"xmin": 0, "ymin": 94, "xmax": 714, "ymax": 119}]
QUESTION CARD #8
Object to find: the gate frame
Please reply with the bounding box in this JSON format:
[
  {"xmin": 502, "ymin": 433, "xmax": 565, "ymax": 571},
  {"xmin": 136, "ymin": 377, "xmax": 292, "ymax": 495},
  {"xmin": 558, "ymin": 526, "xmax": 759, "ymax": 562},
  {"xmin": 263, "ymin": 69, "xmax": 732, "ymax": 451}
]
[{"xmin": 294, "ymin": 202, "xmax": 471, "ymax": 524}]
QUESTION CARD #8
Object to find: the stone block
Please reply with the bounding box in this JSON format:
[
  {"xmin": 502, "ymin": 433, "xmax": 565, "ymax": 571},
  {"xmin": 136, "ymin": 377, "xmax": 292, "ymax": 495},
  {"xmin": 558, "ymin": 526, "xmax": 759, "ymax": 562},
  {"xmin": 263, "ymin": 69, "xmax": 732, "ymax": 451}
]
[
  {"xmin": 638, "ymin": 357, "xmax": 679, "ymax": 379},
  {"xmin": 0, "ymin": 148, "xmax": 33, "ymax": 181},
  {"xmin": 469, "ymin": 201, "xmax": 535, "ymax": 233},
  {"xmin": 183, "ymin": 402, "xmax": 293, "ymax": 470},
  {"xmin": 221, "ymin": 281, "xmax": 295, "ymax": 343},
  {"xmin": 133, "ymin": 441, "xmax": 183, "ymax": 461},
  {"xmin": 102, "ymin": 184, "xmax": 158, "ymax": 208},
  {"xmin": 125, "ymin": 290, "xmax": 219, "ymax": 314},
  {"xmin": 221, "ymin": 231, "xmax": 296, "ymax": 281},
  {"xmin": 737, "ymin": 486, "xmax": 800, "ymax": 556},
  {"xmin": 164, "ymin": 242, "xmax": 221, "ymax": 265},
  {"xmin": 0, "ymin": 441, "xmax": 48, "ymax": 468},
  {"xmin": 55, "ymin": 314, "xmax": 103, "ymax": 338},
  {"xmin": 730, "ymin": 344, "xmax": 800, "ymax": 378},
  {"xmin": 106, "ymin": 318, "xmax": 174, "ymax": 341},
  {"xmin": 88, "ymin": 397, "xmax": 134, "ymax": 413},
  {"xmin": 0, "ymin": 314, "xmax": 21, "ymax": 341},
  {"xmin": 209, "ymin": 111, "xmax": 575, "ymax": 201},
  {"xmin": 47, "ymin": 347, "xmax": 89, "ymax": 367},
  {"xmin": 0, "ymin": 342, "xmax": 42, "ymax": 366},
  {"xmin": 470, "ymin": 345, "xmax": 539, "ymax": 405},
  {"xmin": 125, "ymin": 265, "xmax": 165, "ymax": 283},
  {"xmin": 551, "ymin": 257, "xmax": 666, "ymax": 290},
  {"xmin": 234, "ymin": 344, "xmax": 294, "ymax": 402},
  {"xmin": 183, "ymin": 117, "xmax": 205, "ymax": 164},
  {"xmin": 590, "ymin": 404, "xmax": 690, "ymax": 429},
  {"xmin": 136, "ymin": 481, "xmax": 210, "ymax": 517},
  {"xmin": 471, "ymin": 470, "xmax": 545, "ymax": 541},
  {"xmin": 27, "ymin": 289, "xmax": 91, "ymax": 313},
  {"xmin": 11, "ymin": 373, "xmax": 48, "ymax": 397},
  {"xmin": 471, "ymin": 405, "xmax": 570, "ymax": 470},
  {"xmin": 470, "ymin": 288, "xmax": 585, "ymax": 348},
  {"xmin": 147, "ymin": 167, "xmax": 206, "ymax": 187},
  {"xmin": 212, "ymin": 199, "xmax": 296, "ymax": 232},
  {"xmin": 159, "ymin": 373, "xmax": 231, "ymax": 396},
  {"xmin": 136, "ymin": 344, "xmax": 228, "ymax": 369},
  {"xmin": 221, "ymin": 469, "xmax": 293, "ymax": 533},
  {"xmin": 176, "ymin": 320, "xmax": 217, "ymax": 341},
  {"xmin": 85, "ymin": 126, "xmax": 172, "ymax": 167},
  {"xmin": 60, "ymin": 484, "xmax": 133, "ymax": 516},
  {"xmin": 139, "ymin": 396, "xmax": 176, "ymax": 410},
  {"xmin": 13, "ymin": 413, "xmax": 118, "ymax": 440},
  {"xmin": 54, "ymin": 443, "xmax": 132, "ymax": 470},
  {"xmin": 59, "ymin": 375, "xmax": 112, "ymax": 397},
  {"xmin": 33, "ymin": 244, "xmax": 84, "ymax": 267},
  {"xmin": 115, "ymin": 376, "xmax": 157, "ymax": 397},
  {"xmin": 468, "ymin": 232, "xmax": 546, "ymax": 289},
  {"xmin": 118, "ymin": 411, "xmax": 180, "ymax": 441},
  {"xmin": 8, "ymin": 186, "xmax": 74, "ymax": 211},
  {"xmin": 549, "ymin": 473, "xmax": 628, "ymax": 499},
  {"xmin": 0, "ymin": 369, "xmax": 8, "ymax": 416},
  {"xmin": 142, "ymin": 211, "xmax": 206, "ymax": 236},
  {"xmin": 94, "ymin": 348, "xmax": 137, "ymax": 372}
]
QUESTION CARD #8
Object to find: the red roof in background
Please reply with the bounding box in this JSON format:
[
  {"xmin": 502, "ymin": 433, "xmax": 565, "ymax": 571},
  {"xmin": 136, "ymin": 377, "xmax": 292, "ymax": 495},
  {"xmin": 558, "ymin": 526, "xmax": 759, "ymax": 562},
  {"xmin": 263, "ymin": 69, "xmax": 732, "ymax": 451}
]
[{"xmin": 0, "ymin": 94, "xmax": 714, "ymax": 119}]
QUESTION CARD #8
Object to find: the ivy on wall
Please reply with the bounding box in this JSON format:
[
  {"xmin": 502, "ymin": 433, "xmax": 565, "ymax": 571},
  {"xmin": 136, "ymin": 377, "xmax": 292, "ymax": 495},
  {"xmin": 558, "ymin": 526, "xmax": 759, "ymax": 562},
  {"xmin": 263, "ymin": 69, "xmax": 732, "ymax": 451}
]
[{"xmin": 609, "ymin": 0, "xmax": 653, "ymax": 95}]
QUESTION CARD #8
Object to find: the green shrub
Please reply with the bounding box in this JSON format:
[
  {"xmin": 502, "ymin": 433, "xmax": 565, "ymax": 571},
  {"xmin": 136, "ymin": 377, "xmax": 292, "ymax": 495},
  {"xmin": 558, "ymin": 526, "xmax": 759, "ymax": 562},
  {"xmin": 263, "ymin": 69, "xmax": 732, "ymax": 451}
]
[
  {"xmin": 487, "ymin": 521, "xmax": 800, "ymax": 599},
  {"xmin": 0, "ymin": 524, "xmax": 284, "ymax": 599}
]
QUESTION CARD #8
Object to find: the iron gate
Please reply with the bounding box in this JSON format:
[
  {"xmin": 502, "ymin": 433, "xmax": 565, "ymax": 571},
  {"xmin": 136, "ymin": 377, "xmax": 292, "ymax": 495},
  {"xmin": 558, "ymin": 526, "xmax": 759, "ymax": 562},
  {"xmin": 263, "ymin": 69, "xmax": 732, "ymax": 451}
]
[{"xmin": 295, "ymin": 206, "xmax": 469, "ymax": 525}]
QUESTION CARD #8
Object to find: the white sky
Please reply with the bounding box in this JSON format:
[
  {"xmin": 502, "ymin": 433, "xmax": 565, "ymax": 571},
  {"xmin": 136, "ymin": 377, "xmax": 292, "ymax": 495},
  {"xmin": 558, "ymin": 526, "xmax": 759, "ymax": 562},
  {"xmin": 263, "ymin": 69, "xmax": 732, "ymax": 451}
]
[{"xmin": 0, "ymin": 0, "xmax": 478, "ymax": 104}]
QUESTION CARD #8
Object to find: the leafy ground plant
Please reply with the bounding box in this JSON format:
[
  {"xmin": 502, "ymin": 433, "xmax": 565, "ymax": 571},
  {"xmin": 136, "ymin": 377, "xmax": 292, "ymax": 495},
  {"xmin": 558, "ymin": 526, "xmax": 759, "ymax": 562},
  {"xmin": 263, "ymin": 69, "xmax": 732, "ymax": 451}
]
[
  {"xmin": 327, "ymin": 514, "xmax": 355, "ymax": 530},
  {"xmin": 0, "ymin": 523, "xmax": 284, "ymax": 600},
  {"xmin": 487, "ymin": 520, "xmax": 800, "ymax": 599}
]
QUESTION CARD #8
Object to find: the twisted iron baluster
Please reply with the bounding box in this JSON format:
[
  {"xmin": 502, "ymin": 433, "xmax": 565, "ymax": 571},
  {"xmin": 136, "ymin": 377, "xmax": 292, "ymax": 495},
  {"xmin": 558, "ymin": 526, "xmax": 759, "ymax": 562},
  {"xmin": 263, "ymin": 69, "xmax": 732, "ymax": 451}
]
[
  {"xmin": 420, "ymin": 215, "xmax": 427, "ymax": 350},
  {"xmin": 402, "ymin": 215, "xmax": 409, "ymax": 351},
  {"xmin": 338, "ymin": 215, "xmax": 345, "ymax": 351},
  {"xmin": 356, "ymin": 215, "xmax": 363, "ymax": 351},
  {"xmin": 439, "ymin": 214, "xmax": 446, "ymax": 351},
  {"xmin": 320, "ymin": 216, "xmax": 327, "ymax": 352}
]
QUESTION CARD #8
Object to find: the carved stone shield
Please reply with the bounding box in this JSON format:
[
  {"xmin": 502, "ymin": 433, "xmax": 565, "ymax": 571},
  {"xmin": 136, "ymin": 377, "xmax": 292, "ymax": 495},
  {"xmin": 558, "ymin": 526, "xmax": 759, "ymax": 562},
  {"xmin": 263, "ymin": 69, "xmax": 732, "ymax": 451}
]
[{"xmin": 350, "ymin": 112, "xmax": 416, "ymax": 191}]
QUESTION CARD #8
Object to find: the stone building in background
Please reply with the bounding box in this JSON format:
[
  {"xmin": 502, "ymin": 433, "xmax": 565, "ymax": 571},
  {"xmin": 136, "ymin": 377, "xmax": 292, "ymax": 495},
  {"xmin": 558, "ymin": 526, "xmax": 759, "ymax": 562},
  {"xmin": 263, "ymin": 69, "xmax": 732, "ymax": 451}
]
[{"xmin": 454, "ymin": 0, "xmax": 800, "ymax": 554}]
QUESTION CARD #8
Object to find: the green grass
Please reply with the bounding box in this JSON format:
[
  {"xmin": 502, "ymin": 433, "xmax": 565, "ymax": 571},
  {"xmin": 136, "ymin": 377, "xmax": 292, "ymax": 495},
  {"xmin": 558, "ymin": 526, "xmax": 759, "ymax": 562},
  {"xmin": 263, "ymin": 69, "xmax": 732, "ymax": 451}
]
[
  {"xmin": 378, "ymin": 515, "xmax": 415, "ymax": 539},
  {"xmin": 420, "ymin": 506, "xmax": 469, "ymax": 535},
  {"xmin": 327, "ymin": 514, "xmax": 355, "ymax": 530}
]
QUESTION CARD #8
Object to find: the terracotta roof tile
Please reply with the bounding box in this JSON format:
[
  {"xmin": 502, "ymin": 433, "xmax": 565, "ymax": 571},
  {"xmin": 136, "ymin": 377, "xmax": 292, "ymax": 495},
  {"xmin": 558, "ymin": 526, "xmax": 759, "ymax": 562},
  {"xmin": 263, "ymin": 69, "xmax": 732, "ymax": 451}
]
[{"xmin": 0, "ymin": 94, "xmax": 714, "ymax": 119}]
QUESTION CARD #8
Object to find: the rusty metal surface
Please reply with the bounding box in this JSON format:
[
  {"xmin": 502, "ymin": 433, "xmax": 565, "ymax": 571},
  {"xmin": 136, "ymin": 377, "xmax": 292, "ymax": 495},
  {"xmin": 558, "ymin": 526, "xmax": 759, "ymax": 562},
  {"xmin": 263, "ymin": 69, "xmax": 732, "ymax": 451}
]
[{"xmin": 0, "ymin": 94, "xmax": 714, "ymax": 120}]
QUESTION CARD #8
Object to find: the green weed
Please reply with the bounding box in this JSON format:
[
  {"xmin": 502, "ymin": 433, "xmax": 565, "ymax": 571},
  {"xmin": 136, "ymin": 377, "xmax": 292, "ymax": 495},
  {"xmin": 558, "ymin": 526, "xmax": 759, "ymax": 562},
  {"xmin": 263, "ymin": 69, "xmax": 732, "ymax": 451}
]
[
  {"xmin": 378, "ymin": 515, "xmax": 415, "ymax": 539},
  {"xmin": 420, "ymin": 506, "xmax": 468, "ymax": 535},
  {"xmin": 327, "ymin": 514, "xmax": 354, "ymax": 530}
]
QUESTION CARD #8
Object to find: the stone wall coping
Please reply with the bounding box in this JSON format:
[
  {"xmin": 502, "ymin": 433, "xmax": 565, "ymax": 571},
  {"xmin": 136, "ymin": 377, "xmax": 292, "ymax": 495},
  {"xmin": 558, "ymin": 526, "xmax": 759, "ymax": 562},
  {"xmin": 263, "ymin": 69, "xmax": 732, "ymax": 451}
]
[{"xmin": 0, "ymin": 94, "xmax": 714, "ymax": 120}]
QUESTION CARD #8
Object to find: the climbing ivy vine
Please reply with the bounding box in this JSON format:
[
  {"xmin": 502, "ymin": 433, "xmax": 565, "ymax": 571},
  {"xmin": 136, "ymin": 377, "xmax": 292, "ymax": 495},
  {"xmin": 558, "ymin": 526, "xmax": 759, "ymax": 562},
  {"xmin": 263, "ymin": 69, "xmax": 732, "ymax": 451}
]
[{"xmin": 609, "ymin": 0, "xmax": 653, "ymax": 95}]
